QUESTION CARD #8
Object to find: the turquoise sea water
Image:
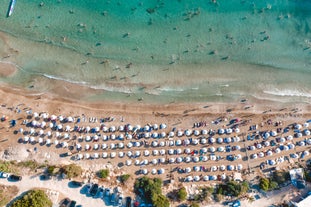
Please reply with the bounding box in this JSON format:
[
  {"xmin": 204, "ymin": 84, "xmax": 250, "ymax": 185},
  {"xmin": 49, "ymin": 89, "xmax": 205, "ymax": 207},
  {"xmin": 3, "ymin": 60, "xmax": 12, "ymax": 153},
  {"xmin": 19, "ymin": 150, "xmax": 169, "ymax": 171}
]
[{"xmin": 0, "ymin": 0, "xmax": 310, "ymax": 103}]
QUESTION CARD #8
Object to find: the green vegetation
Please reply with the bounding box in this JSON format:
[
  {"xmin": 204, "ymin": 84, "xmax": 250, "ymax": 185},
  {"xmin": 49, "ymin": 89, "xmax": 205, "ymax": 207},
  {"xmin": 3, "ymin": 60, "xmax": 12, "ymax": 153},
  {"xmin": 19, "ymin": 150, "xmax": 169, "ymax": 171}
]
[
  {"xmin": 191, "ymin": 186, "xmax": 214, "ymax": 203},
  {"xmin": 134, "ymin": 177, "xmax": 170, "ymax": 207},
  {"xmin": 272, "ymin": 171, "xmax": 290, "ymax": 185},
  {"xmin": 16, "ymin": 160, "xmax": 41, "ymax": 171},
  {"xmin": 0, "ymin": 160, "xmax": 13, "ymax": 172},
  {"xmin": 61, "ymin": 164, "xmax": 83, "ymax": 179},
  {"xmin": 97, "ymin": 169, "xmax": 109, "ymax": 179},
  {"xmin": 214, "ymin": 194, "xmax": 224, "ymax": 202},
  {"xmin": 119, "ymin": 174, "xmax": 130, "ymax": 184},
  {"xmin": 0, "ymin": 184, "xmax": 18, "ymax": 206},
  {"xmin": 217, "ymin": 181, "xmax": 249, "ymax": 197},
  {"xmin": 190, "ymin": 202, "xmax": 200, "ymax": 207},
  {"xmin": 46, "ymin": 166, "xmax": 56, "ymax": 175},
  {"xmin": 177, "ymin": 187, "xmax": 187, "ymax": 201},
  {"xmin": 10, "ymin": 189, "xmax": 52, "ymax": 207},
  {"xmin": 259, "ymin": 177, "xmax": 270, "ymax": 191}
]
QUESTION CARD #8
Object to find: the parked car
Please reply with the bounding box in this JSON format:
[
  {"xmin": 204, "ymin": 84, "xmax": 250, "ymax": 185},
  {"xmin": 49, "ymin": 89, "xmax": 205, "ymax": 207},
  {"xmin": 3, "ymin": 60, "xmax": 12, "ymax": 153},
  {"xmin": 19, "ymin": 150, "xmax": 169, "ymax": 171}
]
[
  {"xmin": 70, "ymin": 180, "xmax": 83, "ymax": 187},
  {"xmin": 60, "ymin": 198, "xmax": 71, "ymax": 207},
  {"xmin": 125, "ymin": 197, "xmax": 132, "ymax": 207},
  {"xmin": 98, "ymin": 186, "xmax": 104, "ymax": 198},
  {"xmin": 9, "ymin": 174, "xmax": 22, "ymax": 181},
  {"xmin": 69, "ymin": 200, "xmax": 76, "ymax": 207},
  {"xmin": 105, "ymin": 188, "xmax": 111, "ymax": 197},
  {"xmin": 0, "ymin": 172, "xmax": 9, "ymax": 178},
  {"xmin": 110, "ymin": 192, "xmax": 116, "ymax": 205},
  {"xmin": 90, "ymin": 183, "xmax": 99, "ymax": 197},
  {"xmin": 117, "ymin": 194, "xmax": 123, "ymax": 206},
  {"xmin": 40, "ymin": 174, "xmax": 51, "ymax": 181}
]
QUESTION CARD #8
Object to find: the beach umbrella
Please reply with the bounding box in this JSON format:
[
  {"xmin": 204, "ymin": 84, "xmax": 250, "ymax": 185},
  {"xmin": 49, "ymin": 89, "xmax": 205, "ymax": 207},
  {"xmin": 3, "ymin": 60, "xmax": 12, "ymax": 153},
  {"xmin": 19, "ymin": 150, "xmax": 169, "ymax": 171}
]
[
  {"xmin": 193, "ymin": 157, "xmax": 199, "ymax": 162},
  {"xmin": 94, "ymin": 127, "xmax": 100, "ymax": 132},
  {"xmin": 186, "ymin": 176, "xmax": 193, "ymax": 182},
  {"xmin": 102, "ymin": 126, "xmax": 108, "ymax": 132},
  {"xmin": 185, "ymin": 129, "xmax": 192, "ymax": 136},
  {"xmin": 280, "ymin": 137, "xmax": 286, "ymax": 143},
  {"xmin": 226, "ymin": 128, "xmax": 233, "ymax": 134},
  {"xmin": 134, "ymin": 125, "xmax": 141, "ymax": 131},
  {"xmin": 287, "ymin": 135, "xmax": 293, "ymax": 141},
  {"xmin": 58, "ymin": 115, "xmax": 64, "ymax": 122},
  {"xmin": 202, "ymin": 129, "xmax": 208, "ymax": 135},
  {"xmin": 218, "ymin": 128, "xmax": 225, "ymax": 134},
  {"xmin": 278, "ymin": 157, "xmax": 285, "ymax": 163},
  {"xmin": 237, "ymin": 164, "xmax": 243, "ymax": 171},
  {"xmin": 85, "ymin": 153, "xmax": 90, "ymax": 159},
  {"xmin": 209, "ymin": 147, "xmax": 216, "ymax": 153},
  {"xmin": 57, "ymin": 124, "xmax": 63, "ymax": 130},
  {"xmin": 111, "ymin": 152, "xmax": 116, "ymax": 158},
  {"xmin": 67, "ymin": 116, "xmax": 73, "ymax": 122},
  {"xmin": 143, "ymin": 132, "xmax": 149, "ymax": 138},
  {"xmin": 159, "ymin": 157, "xmax": 165, "ymax": 163},
  {"xmin": 54, "ymin": 140, "xmax": 59, "ymax": 145},
  {"xmin": 209, "ymin": 137, "xmax": 215, "ymax": 143},
  {"xmin": 225, "ymin": 137, "xmax": 232, "ymax": 143},
  {"xmin": 19, "ymin": 128, "xmax": 24, "ymax": 133},
  {"xmin": 85, "ymin": 144, "xmax": 90, "ymax": 150},
  {"xmin": 127, "ymin": 151, "xmax": 133, "ymax": 157},
  {"xmin": 38, "ymin": 138, "xmax": 43, "ymax": 144},
  {"xmin": 271, "ymin": 131, "xmax": 277, "ymax": 137},
  {"xmin": 194, "ymin": 130, "xmax": 200, "ymax": 136},
  {"xmin": 235, "ymin": 145, "xmax": 241, "ymax": 150},
  {"xmin": 151, "ymin": 159, "xmax": 158, "ymax": 165},
  {"xmin": 62, "ymin": 142, "xmax": 68, "ymax": 148},
  {"xmin": 251, "ymin": 154, "xmax": 258, "ymax": 159},
  {"xmin": 49, "ymin": 123, "xmax": 54, "ymax": 129},
  {"xmin": 50, "ymin": 115, "xmax": 57, "ymax": 121},
  {"xmin": 64, "ymin": 133, "xmax": 69, "ymax": 139},
  {"xmin": 201, "ymin": 138, "xmax": 207, "ymax": 144},
  {"xmin": 291, "ymin": 153, "xmax": 299, "ymax": 158},
  {"xmin": 127, "ymin": 142, "xmax": 133, "ymax": 148},
  {"xmin": 159, "ymin": 141, "xmax": 165, "ymax": 147},
  {"xmin": 249, "ymin": 146, "xmax": 256, "ymax": 151},
  {"xmin": 227, "ymin": 165, "xmax": 234, "ymax": 171},
  {"xmin": 135, "ymin": 141, "xmax": 141, "ymax": 147},
  {"xmin": 152, "ymin": 132, "xmax": 158, "ymax": 138},
  {"xmin": 235, "ymin": 136, "xmax": 241, "ymax": 142},
  {"xmin": 283, "ymin": 145, "xmax": 289, "ymax": 151},
  {"xmin": 266, "ymin": 150, "xmax": 273, "ymax": 156},
  {"xmin": 185, "ymin": 157, "xmax": 191, "ymax": 163},
  {"xmin": 135, "ymin": 151, "xmax": 141, "ymax": 157},
  {"xmin": 258, "ymin": 152, "xmax": 264, "ymax": 158},
  {"xmin": 201, "ymin": 147, "xmax": 208, "ymax": 153},
  {"xmin": 144, "ymin": 125, "xmax": 150, "ymax": 131},
  {"xmin": 151, "ymin": 169, "xmax": 157, "ymax": 174},
  {"xmin": 41, "ymin": 121, "xmax": 46, "ymax": 128},
  {"xmin": 65, "ymin": 125, "xmax": 71, "ymax": 132},
  {"xmin": 297, "ymin": 133, "xmax": 303, "ymax": 138},
  {"xmin": 184, "ymin": 139, "xmax": 190, "ymax": 145},
  {"xmin": 118, "ymin": 142, "xmax": 124, "ymax": 149},
  {"xmin": 221, "ymin": 174, "xmax": 226, "ymax": 180},
  {"xmin": 295, "ymin": 124, "xmax": 302, "ymax": 129},
  {"xmin": 304, "ymin": 122, "xmax": 309, "ymax": 128},
  {"xmin": 127, "ymin": 125, "xmax": 133, "ymax": 131},
  {"xmin": 168, "ymin": 149, "xmax": 174, "ymax": 155},
  {"xmin": 93, "ymin": 135, "xmax": 99, "ymax": 141},
  {"xmin": 176, "ymin": 139, "xmax": 182, "ymax": 146},
  {"xmin": 236, "ymin": 154, "xmax": 242, "ymax": 160},
  {"xmin": 93, "ymin": 144, "xmax": 99, "ymax": 150},
  {"xmin": 158, "ymin": 168, "xmax": 165, "ymax": 174},
  {"xmin": 39, "ymin": 129, "xmax": 44, "ymax": 135},
  {"xmin": 211, "ymin": 175, "xmax": 217, "ymax": 180},
  {"xmin": 102, "ymin": 135, "xmax": 108, "ymax": 141},
  {"xmin": 110, "ymin": 134, "xmax": 116, "ymax": 140},
  {"xmin": 41, "ymin": 113, "xmax": 48, "ymax": 119},
  {"xmin": 257, "ymin": 144, "xmax": 262, "ymax": 149},
  {"xmin": 93, "ymin": 153, "xmax": 99, "ymax": 159},
  {"xmin": 160, "ymin": 123, "xmax": 167, "ymax": 129},
  {"xmin": 30, "ymin": 128, "xmax": 35, "ymax": 135},
  {"xmin": 76, "ymin": 143, "xmax": 82, "ymax": 150},
  {"xmin": 144, "ymin": 150, "xmax": 150, "ymax": 156},
  {"xmin": 185, "ymin": 148, "xmax": 191, "ymax": 154},
  {"xmin": 288, "ymin": 143, "xmax": 295, "ymax": 149},
  {"xmin": 299, "ymin": 141, "xmax": 305, "ymax": 146},
  {"xmin": 30, "ymin": 137, "xmax": 35, "ymax": 143},
  {"xmin": 235, "ymin": 128, "xmax": 240, "ymax": 133},
  {"xmin": 220, "ymin": 165, "xmax": 226, "ymax": 171},
  {"xmin": 126, "ymin": 160, "xmax": 132, "ymax": 166},
  {"xmin": 169, "ymin": 157, "xmax": 175, "ymax": 163},
  {"xmin": 264, "ymin": 132, "xmax": 270, "ymax": 139},
  {"xmin": 153, "ymin": 150, "xmax": 159, "ymax": 156},
  {"xmin": 142, "ymin": 159, "xmax": 148, "ymax": 165},
  {"xmin": 193, "ymin": 166, "xmax": 200, "ymax": 172},
  {"xmin": 161, "ymin": 132, "xmax": 166, "ymax": 138},
  {"xmin": 101, "ymin": 143, "xmax": 107, "ymax": 149},
  {"xmin": 102, "ymin": 152, "xmax": 108, "ymax": 158},
  {"xmin": 152, "ymin": 141, "xmax": 158, "ymax": 147},
  {"xmin": 176, "ymin": 157, "xmax": 183, "ymax": 163},
  {"xmin": 85, "ymin": 136, "xmax": 91, "ymax": 142},
  {"xmin": 119, "ymin": 152, "xmax": 124, "ymax": 158},
  {"xmin": 304, "ymin": 130, "xmax": 310, "ymax": 136},
  {"xmin": 268, "ymin": 160, "xmax": 276, "ymax": 165},
  {"xmin": 77, "ymin": 154, "xmax": 83, "ymax": 160},
  {"xmin": 211, "ymin": 166, "xmax": 217, "ymax": 172},
  {"xmin": 203, "ymin": 175, "xmax": 209, "ymax": 181},
  {"xmin": 192, "ymin": 139, "xmax": 199, "ymax": 145},
  {"xmin": 217, "ymin": 138, "xmax": 223, "ymax": 144},
  {"xmin": 46, "ymin": 139, "xmax": 51, "ymax": 145},
  {"xmin": 110, "ymin": 143, "xmax": 116, "ymax": 149},
  {"xmin": 141, "ymin": 169, "xmax": 148, "ymax": 175},
  {"xmin": 169, "ymin": 131, "xmax": 175, "ymax": 138},
  {"xmin": 110, "ymin": 126, "xmax": 116, "ymax": 132},
  {"xmin": 33, "ymin": 112, "xmax": 39, "ymax": 118},
  {"xmin": 85, "ymin": 126, "xmax": 90, "ymax": 132},
  {"xmin": 160, "ymin": 149, "xmax": 166, "ymax": 155},
  {"xmin": 218, "ymin": 146, "xmax": 224, "ymax": 152},
  {"xmin": 275, "ymin": 148, "xmax": 281, "ymax": 153},
  {"xmin": 134, "ymin": 160, "xmax": 140, "ymax": 165},
  {"xmin": 176, "ymin": 148, "xmax": 182, "ymax": 154},
  {"xmin": 194, "ymin": 176, "xmax": 200, "ymax": 182},
  {"xmin": 210, "ymin": 155, "xmax": 216, "ymax": 161},
  {"xmin": 177, "ymin": 131, "xmax": 183, "ymax": 137},
  {"xmin": 169, "ymin": 140, "xmax": 175, "ymax": 146},
  {"xmin": 119, "ymin": 125, "xmax": 124, "ymax": 131},
  {"xmin": 303, "ymin": 150, "xmax": 310, "ymax": 156},
  {"xmin": 307, "ymin": 138, "xmax": 311, "ymax": 145},
  {"xmin": 202, "ymin": 156, "xmax": 208, "ymax": 162},
  {"xmin": 264, "ymin": 141, "xmax": 270, "ymax": 147}
]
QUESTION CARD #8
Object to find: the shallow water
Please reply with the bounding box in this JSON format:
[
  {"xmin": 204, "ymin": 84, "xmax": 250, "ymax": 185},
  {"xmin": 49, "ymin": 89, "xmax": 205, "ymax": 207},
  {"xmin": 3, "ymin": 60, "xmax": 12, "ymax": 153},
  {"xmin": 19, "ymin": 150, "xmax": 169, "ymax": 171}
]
[{"xmin": 0, "ymin": 0, "xmax": 310, "ymax": 104}]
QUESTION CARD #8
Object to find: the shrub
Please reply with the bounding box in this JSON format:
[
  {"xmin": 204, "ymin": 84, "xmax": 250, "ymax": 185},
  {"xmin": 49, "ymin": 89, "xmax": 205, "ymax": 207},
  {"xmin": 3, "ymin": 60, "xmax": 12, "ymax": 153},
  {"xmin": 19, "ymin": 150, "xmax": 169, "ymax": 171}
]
[
  {"xmin": 97, "ymin": 169, "xmax": 109, "ymax": 179},
  {"xmin": 119, "ymin": 174, "xmax": 130, "ymax": 184},
  {"xmin": 177, "ymin": 187, "xmax": 187, "ymax": 201},
  {"xmin": 190, "ymin": 202, "xmax": 200, "ymax": 207},
  {"xmin": 259, "ymin": 177, "xmax": 270, "ymax": 191},
  {"xmin": 47, "ymin": 166, "xmax": 56, "ymax": 175},
  {"xmin": 11, "ymin": 189, "xmax": 52, "ymax": 207},
  {"xmin": 61, "ymin": 164, "xmax": 83, "ymax": 179},
  {"xmin": 269, "ymin": 181, "xmax": 279, "ymax": 190}
]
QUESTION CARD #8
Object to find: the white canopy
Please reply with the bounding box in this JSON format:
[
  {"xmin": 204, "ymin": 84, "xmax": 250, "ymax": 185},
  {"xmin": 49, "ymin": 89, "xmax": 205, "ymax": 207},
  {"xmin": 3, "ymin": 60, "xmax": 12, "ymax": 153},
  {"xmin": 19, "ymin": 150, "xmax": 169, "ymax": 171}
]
[
  {"xmin": 194, "ymin": 176, "xmax": 200, "ymax": 182},
  {"xmin": 185, "ymin": 129, "xmax": 192, "ymax": 136},
  {"xmin": 209, "ymin": 147, "xmax": 215, "ymax": 152},
  {"xmin": 85, "ymin": 153, "xmax": 90, "ymax": 159},
  {"xmin": 126, "ymin": 160, "xmax": 132, "ymax": 166},
  {"xmin": 159, "ymin": 149, "xmax": 165, "ymax": 155},
  {"xmin": 102, "ymin": 152, "xmax": 108, "ymax": 158},
  {"xmin": 168, "ymin": 149, "xmax": 174, "ymax": 155},
  {"xmin": 93, "ymin": 144, "xmax": 99, "ymax": 150},
  {"xmin": 153, "ymin": 150, "xmax": 159, "ymax": 156},
  {"xmin": 169, "ymin": 131, "xmax": 175, "ymax": 138},
  {"xmin": 220, "ymin": 165, "xmax": 226, "ymax": 171},
  {"xmin": 152, "ymin": 159, "xmax": 158, "ymax": 165},
  {"xmin": 102, "ymin": 143, "xmax": 107, "ymax": 149},
  {"xmin": 185, "ymin": 157, "xmax": 191, "ymax": 163},
  {"xmin": 144, "ymin": 150, "xmax": 150, "ymax": 156},
  {"xmin": 193, "ymin": 157, "xmax": 199, "ymax": 162},
  {"xmin": 111, "ymin": 152, "xmax": 116, "ymax": 158},
  {"xmin": 177, "ymin": 131, "xmax": 183, "ymax": 137},
  {"xmin": 176, "ymin": 157, "xmax": 183, "ymax": 163},
  {"xmin": 151, "ymin": 169, "xmax": 157, "ymax": 174}
]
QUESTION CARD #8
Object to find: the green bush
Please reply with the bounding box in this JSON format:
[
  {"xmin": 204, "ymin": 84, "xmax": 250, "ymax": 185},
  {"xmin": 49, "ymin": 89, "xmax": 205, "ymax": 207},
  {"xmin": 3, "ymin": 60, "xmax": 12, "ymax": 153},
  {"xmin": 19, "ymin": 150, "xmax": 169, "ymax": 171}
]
[
  {"xmin": 190, "ymin": 203, "xmax": 200, "ymax": 207},
  {"xmin": 97, "ymin": 169, "xmax": 109, "ymax": 179},
  {"xmin": 177, "ymin": 187, "xmax": 187, "ymax": 201},
  {"xmin": 259, "ymin": 177, "xmax": 270, "ymax": 191},
  {"xmin": 269, "ymin": 181, "xmax": 279, "ymax": 190},
  {"xmin": 47, "ymin": 166, "xmax": 56, "ymax": 175},
  {"xmin": 119, "ymin": 174, "xmax": 130, "ymax": 183},
  {"xmin": 11, "ymin": 189, "xmax": 52, "ymax": 207},
  {"xmin": 17, "ymin": 160, "xmax": 40, "ymax": 171},
  {"xmin": 217, "ymin": 181, "xmax": 249, "ymax": 197},
  {"xmin": 61, "ymin": 164, "xmax": 83, "ymax": 179}
]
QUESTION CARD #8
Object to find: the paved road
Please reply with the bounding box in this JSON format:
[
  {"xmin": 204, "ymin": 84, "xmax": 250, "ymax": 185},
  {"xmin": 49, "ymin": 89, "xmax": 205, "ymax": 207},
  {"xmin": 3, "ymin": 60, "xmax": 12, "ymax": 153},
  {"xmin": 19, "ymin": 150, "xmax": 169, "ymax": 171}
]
[{"xmin": 0, "ymin": 175, "xmax": 108, "ymax": 207}]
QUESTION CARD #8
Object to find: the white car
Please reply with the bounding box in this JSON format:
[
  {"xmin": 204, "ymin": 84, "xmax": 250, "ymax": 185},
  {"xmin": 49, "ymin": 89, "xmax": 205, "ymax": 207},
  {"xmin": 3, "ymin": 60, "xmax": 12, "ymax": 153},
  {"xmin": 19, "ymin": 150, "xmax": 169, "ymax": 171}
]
[{"xmin": 0, "ymin": 172, "xmax": 9, "ymax": 178}]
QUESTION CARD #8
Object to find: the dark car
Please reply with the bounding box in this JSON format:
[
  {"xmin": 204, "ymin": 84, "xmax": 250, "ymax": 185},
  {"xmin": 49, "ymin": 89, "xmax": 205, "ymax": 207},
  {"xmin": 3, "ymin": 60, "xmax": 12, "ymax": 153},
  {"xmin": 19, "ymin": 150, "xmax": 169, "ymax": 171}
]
[
  {"xmin": 60, "ymin": 198, "xmax": 71, "ymax": 207},
  {"xmin": 40, "ymin": 174, "xmax": 51, "ymax": 181},
  {"xmin": 9, "ymin": 174, "xmax": 22, "ymax": 181},
  {"xmin": 126, "ymin": 196, "xmax": 132, "ymax": 207},
  {"xmin": 69, "ymin": 200, "xmax": 77, "ymax": 207},
  {"xmin": 90, "ymin": 183, "xmax": 99, "ymax": 197},
  {"xmin": 70, "ymin": 180, "xmax": 83, "ymax": 187}
]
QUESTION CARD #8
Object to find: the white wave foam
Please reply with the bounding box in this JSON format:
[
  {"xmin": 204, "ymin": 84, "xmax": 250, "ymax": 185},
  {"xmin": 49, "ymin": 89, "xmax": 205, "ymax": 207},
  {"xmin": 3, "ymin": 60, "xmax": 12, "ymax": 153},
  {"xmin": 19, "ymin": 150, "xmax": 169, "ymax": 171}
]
[
  {"xmin": 158, "ymin": 87, "xmax": 184, "ymax": 92},
  {"xmin": 263, "ymin": 89, "xmax": 311, "ymax": 98},
  {"xmin": 42, "ymin": 74, "xmax": 89, "ymax": 85}
]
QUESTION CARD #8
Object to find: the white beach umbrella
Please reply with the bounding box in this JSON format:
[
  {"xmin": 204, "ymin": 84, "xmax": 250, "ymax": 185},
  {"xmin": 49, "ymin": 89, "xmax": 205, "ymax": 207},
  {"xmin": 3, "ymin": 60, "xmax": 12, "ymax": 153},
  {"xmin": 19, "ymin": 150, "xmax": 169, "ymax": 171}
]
[
  {"xmin": 41, "ymin": 113, "xmax": 48, "ymax": 119},
  {"xmin": 249, "ymin": 146, "xmax": 256, "ymax": 151},
  {"xmin": 209, "ymin": 137, "xmax": 215, "ymax": 143},
  {"xmin": 102, "ymin": 152, "xmax": 108, "ymax": 158},
  {"xmin": 77, "ymin": 154, "xmax": 83, "ymax": 160},
  {"xmin": 93, "ymin": 153, "xmax": 99, "ymax": 159},
  {"xmin": 218, "ymin": 146, "xmax": 224, "ymax": 152},
  {"xmin": 102, "ymin": 143, "xmax": 107, "ymax": 149},
  {"xmin": 184, "ymin": 139, "xmax": 190, "ymax": 145},
  {"xmin": 251, "ymin": 154, "xmax": 258, "ymax": 159},
  {"xmin": 211, "ymin": 166, "xmax": 217, "ymax": 172},
  {"xmin": 152, "ymin": 159, "xmax": 158, "ymax": 165},
  {"xmin": 144, "ymin": 132, "xmax": 150, "ymax": 138},
  {"xmin": 76, "ymin": 144, "xmax": 82, "ymax": 150},
  {"xmin": 185, "ymin": 129, "xmax": 192, "ymax": 136},
  {"xmin": 169, "ymin": 140, "xmax": 175, "ymax": 146},
  {"xmin": 185, "ymin": 176, "xmax": 193, "ymax": 182},
  {"xmin": 258, "ymin": 152, "xmax": 264, "ymax": 158},
  {"xmin": 176, "ymin": 148, "xmax": 182, "ymax": 154},
  {"xmin": 67, "ymin": 116, "xmax": 73, "ymax": 122},
  {"xmin": 151, "ymin": 169, "xmax": 157, "ymax": 175},
  {"xmin": 119, "ymin": 125, "xmax": 124, "ymax": 131},
  {"xmin": 102, "ymin": 126, "xmax": 108, "ymax": 132},
  {"xmin": 169, "ymin": 131, "xmax": 175, "ymax": 138},
  {"xmin": 50, "ymin": 115, "xmax": 57, "ymax": 121},
  {"xmin": 176, "ymin": 157, "xmax": 183, "ymax": 163},
  {"xmin": 203, "ymin": 175, "xmax": 209, "ymax": 181},
  {"xmin": 176, "ymin": 139, "xmax": 182, "ymax": 146},
  {"xmin": 280, "ymin": 137, "xmax": 286, "ymax": 143},
  {"xmin": 159, "ymin": 149, "xmax": 165, "ymax": 155},
  {"xmin": 144, "ymin": 150, "xmax": 150, "ymax": 156},
  {"xmin": 110, "ymin": 134, "xmax": 116, "ymax": 140},
  {"xmin": 185, "ymin": 156, "xmax": 191, "ymax": 163},
  {"xmin": 159, "ymin": 141, "xmax": 165, "ymax": 147},
  {"xmin": 185, "ymin": 148, "xmax": 191, "ymax": 154},
  {"xmin": 127, "ymin": 142, "xmax": 133, "ymax": 148},
  {"xmin": 283, "ymin": 145, "xmax": 289, "ymax": 151},
  {"xmin": 65, "ymin": 125, "xmax": 71, "ymax": 132},
  {"xmin": 218, "ymin": 128, "xmax": 225, "ymax": 134},
  {"xmin": 227, "ymin": 165, "xmax": 234, "ymax": 171},
  {"xmin": 304, "ymin": 122, "xmax": 309, "ymax": 128},
  {"xmin": 210, "ymin": 155, "xmax": 216, "ymax": 161},
  {"xmin": 30, "ymin": 137, "xmax": 35, "ymax": 143},
  {"xmin": 287, "ymin": 135, "xmax": 293, "ymax": 141},
  {"xmin": 127, "ymin": 151, "xmax": 133, "ymax": 157},
  {"xmin": 185, "ymin": 167, "xmax": 192, "ymax": 173},
  {"xmin": 134, "ymin": 160, "xmax": 140, "ymax": 166},
  {"xmin": 217, "ymin": 138, "xmax": 223, "ymax": 144},
  {"xmin": 299, "ymin": 141, "xmax": 305, "ymax": 146},
  {"xmin": 64, "ymin": 133, "xmax": 69, "ymax": 139},
  {"xmin": 152, "ymin": 132, "xmax": 158, "ymax": 138},
  {"xmin": 85, "ymin": 144, "xmax": 90, "ymax": 150},
  {"xmin": 127, "ymin": 125, "xmax": 133, "ymax": 131},
  {"xmin": 110, "ymin": 126, "xmax": 116, "ymax": 132},
  {"xmin": 288, "ymin": 143, "xmax": 295, "ymax": 149},
  {"xmin": 85, "ymin": 136, "xmax": 91, "ymax": 142},
  {"xmin": 235, "ymin": 145, "xmax": 241, "ymax": 150},
  {"xmin": 257, "ymin": 144, "xmax": 262, "ymax": 149},
  {"xmin": 235, "ymin": 128, "xmax": 240, "ymax": 133},
  {"xmin": 221, "ymin": 174, "xmax": 226, "ymax": 180},
  {"xmin": 135, "ymin": 151, "xmax": 141, "ymax": 157},
  {"xmin": 58, "ymin": 115, "xmax": 64, "ymax": 122},
  {"xmin": 152, "ymin": 141, "xmax": 158, "ymax": 147},
  {"xmin": 202, "ymin": 129, "xmax": 208, "ymax": 135},
  {"xmin": 237, "ymin": 164, "xmax": 243, "ymax": 171},
  {"xmin": 158, "ymin": 168, "xmax": 165, "ymax": 174},
  {"xmin": 266, "ymin": 150, "xmax": 273, "ymax": 156},
  {"xmin": 271, "ymin": 131, "xmax": 277, "ymax": 137},
  {"xmin": 264, "ymin": 132, "xmax": 270, "ymax": 139},
  {"xmin": 153, "ymin": 150, "xmax": 159, "ymax": 156},
  {"xmin": 161, "ymin": 132, "xmax": 166, "ymax": 138},
  {"xmin": 41, "ymin": 121, "xmax": 46, "ymax": 128},
  {"xmin": 46, "ymin": 139, "xmax": 51, "ymax": 145},
  {"xmin": 160, "ymin": 123, "xmax": 167, "ymax": 129},
  {"xmin": 62, "ymin": 142, "xmax": 68, "ymax": 148},
  {"xmin": 201, "ymin": 147, "xmax": 208, "ymax": 153},
  {"xmin": 209, "ymin": 147, "xmax": 216, "ymax": 153},
  {"xmin": 169, "ymin": 157, "xmax": 175, "ymax": 163},
  {"xmin": 194, "ymin": 176, "xmax": 200, "ymax": 182},
  {"xmin": 142, "ymin": 169, "xmax": 148, "ymax": 175},
  {"xmin": 303, "ymin": 150, "xmax": 310, "ymax": 156},
  {"xmin": 168, "ymin": 149, "xmax": 174, "ymax": 155},
  {"xmin": 304, "ymin": 130, "xmax": 310, "ymax": 136},
  {"xmin": 39, "ymin": 129, "xmax": 44, "ymax": 135},
  {"xmin": 177, "ymin": 130, "xmax": 183, "ymax": 137},
  {"xmin": 275, "ymin": 148, "xmax": 281, "ymax": 153},
  {"xmin": 268, "ymin": 160, "xmax": 276, "ymax": 165},
  {"xmin": 49, "ymin": 123, "xmax": 54, "ymax": 128},
  {"xmin": 85, "ymin": 153, "xmax": 90, "ymax": 159},
  {"xmin": 264, "ymin": 141, "xmax": 270, "ymax": 147},
  {"xmin": 226, "ymin": 128, "xmax": 233, "ymax": 134},
  {"xmin": 93, "ymin": 144, "xmax": 99, "ymax": 150},
  {"xmin": 220, "ymin": 165, "xmax": 226, "ymax": 171},
  {"xmin": 192, "ymin": 139, "xmax": 199, "ymax": 145},
  {"xmin": 54, "ymin": 140, "xmax": 59, "ymax": 145},
  {"xmin": 95, "ymin": 127, "xmax": 100, "ymax": 132},
  {"xmin": 194, "ymin": 130, "xmax": 200, "ymax": 136},
  {"xmin": 111, "ymin": 152, "xmax": 116, "ymax": 158},
  {"xmin": 295, "ymin": 124, "xmax": 302, "ymax": 129},
  {"xmin": 202, "ymin": 156, "xmax": 208, "ymax": 162},
  {"xmin": 201, "ymin": 138, "xmax": 207, "ymax": 144},
  {"xmin": 193, "ymin": 157, "xmax": 199, "ymax": 162},
  {"xmin": 57, "ymin": 124, "xmax": 63, "ymax": 130},
  {"xmin": 30, "ymin": 128, "xmax": 35, "ymax": 135},
  {"xmin": 33, "ymin": 112, "xmax": 39, "ymax": 118},
  {"xmin": 110, "ymin": 143, "xmax": 116, "ymax": 149},
  {"xmin": 159, "ymin": 157, "xmax": 165, "ymax": 163},
  {"xmin": 38, "ymin": 138, "xmax": 43, "ymax": 144}
]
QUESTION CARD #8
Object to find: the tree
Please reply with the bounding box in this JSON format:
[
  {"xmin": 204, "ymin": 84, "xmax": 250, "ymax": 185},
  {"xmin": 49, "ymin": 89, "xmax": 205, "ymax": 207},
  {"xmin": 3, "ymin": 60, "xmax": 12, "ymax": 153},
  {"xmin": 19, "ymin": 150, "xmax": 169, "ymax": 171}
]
[
  {"xmin": 269, "ymin": 181, "xmax": 278, "ymax": 190},
  {"xmin": 214, "ymin": 194, "xmax": 223, "ymax": 202},
  {"xmin": 259, "ymin": 177, "xmax": 270, "ymax": 191},
  {"xmin": 119, "ymin": 174, "xmax": 130, "ymax": 184},
  {"xmin": 97, "ymin": 169, "xmax": 109, "ymax": 179},
  {"xmin": 11, "ymin": 189, "xmax": 52, "ymax": 207},
  {"xmin": 152, "ymin": 194, "xmax": 170, "ymax": 207},
  {"xmin": 61, "ymin": 164, "xmax": 83, "ymax": 179},
  {"xmin": 177, "ymin": 187, "xmax": 187, "ymax": 201},
  {"xmin": 190, "ymin": 202, "xmax": 200, "ymax": 207}
]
